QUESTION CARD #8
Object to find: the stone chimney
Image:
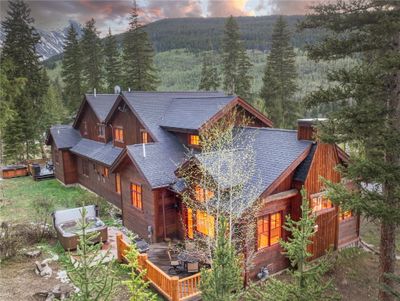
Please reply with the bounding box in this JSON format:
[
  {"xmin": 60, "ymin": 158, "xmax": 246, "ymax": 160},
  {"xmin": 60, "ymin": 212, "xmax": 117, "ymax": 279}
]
[{"xmin": 297, "ymin": 118, "xmax": 327, "ymax": 141}]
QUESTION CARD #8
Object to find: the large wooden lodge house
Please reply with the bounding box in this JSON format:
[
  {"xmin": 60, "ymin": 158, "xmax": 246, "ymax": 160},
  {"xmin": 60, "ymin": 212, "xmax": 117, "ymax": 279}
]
[{"xmin": 46, "ymin": 91, "xmax": 359, "ymax": 278}]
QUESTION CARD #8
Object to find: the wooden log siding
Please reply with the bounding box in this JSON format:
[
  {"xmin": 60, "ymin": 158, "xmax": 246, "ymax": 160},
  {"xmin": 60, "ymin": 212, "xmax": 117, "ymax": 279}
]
[{"xmin": 116, "ymin": 233, "xmax": 201, "ymax": 301}]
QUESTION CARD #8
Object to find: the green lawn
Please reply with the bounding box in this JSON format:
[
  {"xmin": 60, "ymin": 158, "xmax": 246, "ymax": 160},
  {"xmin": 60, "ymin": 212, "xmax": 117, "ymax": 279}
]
[{"xmin": 0, "ymin": 177, "xmax": 98, "ymax": 223}]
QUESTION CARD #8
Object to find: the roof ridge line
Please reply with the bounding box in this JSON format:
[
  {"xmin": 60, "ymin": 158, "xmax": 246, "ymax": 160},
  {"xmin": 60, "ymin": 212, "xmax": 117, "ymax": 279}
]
[{"xmin": 243, "ymin": 126, "xmax": 298, "ymax": 133}]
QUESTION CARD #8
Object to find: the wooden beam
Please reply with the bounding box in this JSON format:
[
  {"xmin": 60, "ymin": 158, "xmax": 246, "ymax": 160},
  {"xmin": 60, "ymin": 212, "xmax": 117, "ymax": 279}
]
[{"xmin": 262, "ymin": 189, "xmax": 299, "ymax": 203}]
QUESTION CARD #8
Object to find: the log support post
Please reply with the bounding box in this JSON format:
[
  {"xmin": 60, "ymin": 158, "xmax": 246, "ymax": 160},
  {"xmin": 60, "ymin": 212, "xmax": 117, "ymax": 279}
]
[
  {"xmin": 116, "ymin": 232, "xmax": 123, "ymax": 263},
  {"xmin": 171, "ymin": 276, "xmax": 180, "ymax": 301}
]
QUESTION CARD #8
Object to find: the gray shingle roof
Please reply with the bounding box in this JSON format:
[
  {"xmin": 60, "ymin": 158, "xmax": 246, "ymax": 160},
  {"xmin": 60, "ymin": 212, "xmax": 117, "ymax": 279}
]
[
  {"xmin": 159, "ymin": 96, "xmax": 236, "ymax": 130},
  {"xmin": 70, "ymin": 139, "xmax": 122, "ymax": 166},
  {"xmin": 193, "ymin": 128, "xmax": 312, "ymax": 212},
  {"xmin": 121, "ymin": 91, "xmax": 227, "ymax": 188},
  {"xmin": 85, "ymin": 94, "xmax": 118, "ymax": 122},
  {"xmin": 49, "ymin": 125, "xmax": 81, "ymax": 149}
]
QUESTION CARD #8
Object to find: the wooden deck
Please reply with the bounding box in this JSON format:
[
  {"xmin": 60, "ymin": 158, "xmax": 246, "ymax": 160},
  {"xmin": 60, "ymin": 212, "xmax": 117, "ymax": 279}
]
[{"xmin": 116, "ymin": 233, "xmax": 202, "ymax": 301}]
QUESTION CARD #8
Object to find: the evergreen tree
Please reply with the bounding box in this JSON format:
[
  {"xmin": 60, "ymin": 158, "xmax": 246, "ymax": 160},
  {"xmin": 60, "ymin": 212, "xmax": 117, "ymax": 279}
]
[
  {"xmin": 244, "ymin": 190, "xmax": 338, "ymax": 301},
  {"xmin": 1, "ymin": 0, "xmax": 49, "ymax": 161},
  {"xmin": 300, "ymin": 1, "xmax": 400, "ymax": 300},
  {"xmin": 104, "ymin": 28, "xmax": 121, "ymax": 93},
  {"xmin": 199, "ymin": 42, "xmax": 220, "ymax": 91},
  {"xmin": 235, "ymin": 45, "xmax": 252, "ymax": 100},
  {"xmin": 61, "ymin": 23, "xmax": 83, "ymax": 112},
  {"xmin": 222, "ymin": 16, "xmax": 252, "ymax": 98},
  {"xmin": 64, "ymin": 208, "xmax": 116, "ymax": 301},
  {"xmin": 122, "ymin": 1, "xmax": 158, "ymax": 91},
  {"xmin": 80, "ymin": 18, "xmax": 103, "ymax": 92},
  {"xmin": 222, "ymin": 16, "xmax": 241, "ymax": 95},
  {"xmin": 260, "ymin": 16, "xmax": 298, "ymax": 129},
  {"xmin": 123, "ymin": 236, "xmax": 158, "ymax": 301},
  {"xmin": 200, "ymin": 216, "xmax": 243, "ymax": 301}
]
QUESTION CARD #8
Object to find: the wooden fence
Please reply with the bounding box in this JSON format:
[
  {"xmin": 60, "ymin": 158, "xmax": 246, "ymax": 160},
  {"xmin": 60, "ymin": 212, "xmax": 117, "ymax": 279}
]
[{"xmin": 116, "ymin": 233, "xmax": 201, "ymax": 301}]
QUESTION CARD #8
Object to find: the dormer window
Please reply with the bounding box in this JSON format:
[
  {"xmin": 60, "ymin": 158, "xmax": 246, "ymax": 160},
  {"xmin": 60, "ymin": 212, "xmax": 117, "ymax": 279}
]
[
  {"xmin": 98, "ymin": 124, "xmax": 106, "ymax": 138},
  {"xmin": 195, "ymin": 185, "xmax": 214, "ymax": 202},
  {"xmin": 114, "ymin": 127, "xmax": 124, "ymax": 143},
  {"xmin": 311, "ymin": 193, "xmax": 333, "ymax": 212},
  {"xmin": 141, "ymin": 131, "xmax": 149, "ymax": 143},
  {"xmin": 189, "ymin": 134, "xmax": 200, "ymax": 146}
]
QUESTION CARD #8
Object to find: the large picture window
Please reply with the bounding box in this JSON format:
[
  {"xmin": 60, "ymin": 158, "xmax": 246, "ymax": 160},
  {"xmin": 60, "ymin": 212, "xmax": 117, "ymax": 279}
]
[
  {"xmin": 130, "ymin": 183, "xmax": 143, "ymax": 209},
  {"xmin": 257, "ymin": 212, "xmax": 282, "ymax": 250},
  {"xmin": 196, "ymin": 210, "xmax": 215, "ymax": 238},
  {"xmin": 114, "ymin": 127, "xmax": 124, "ymax": 142}
]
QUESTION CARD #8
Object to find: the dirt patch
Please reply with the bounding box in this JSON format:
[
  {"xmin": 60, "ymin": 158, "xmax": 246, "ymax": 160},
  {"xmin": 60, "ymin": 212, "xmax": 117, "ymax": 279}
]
[{"xmin": 0, "ymin": 255, "xmax": 62, "ymax": 301}]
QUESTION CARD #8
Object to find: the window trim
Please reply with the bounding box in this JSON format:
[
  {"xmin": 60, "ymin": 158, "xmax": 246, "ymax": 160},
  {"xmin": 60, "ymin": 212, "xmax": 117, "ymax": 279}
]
[
  {"xmin": 130, "ymin": 183, "xmax": 143, "ymax": 210},
  {"xmin": 141, "ymin": 130, "xmax": 149, "ymax": 144},
  {"xmin": 257, "ymin": 211, "xmax": 283, "ymax": 250},
  {"xmin": 82, "ymin": 159, "xmax": 89, "ymax": 177},
  {"xmin": 114, "ymin": 126, "xmax": 124, "ymax": 143},
  {"xmin": 310, "ymin": 192, "xmax": 333, "ymax": 213},
  {"xmin": 194, "ymin": 185, "xmax": 214, "ymax": 202},
  {"xmin": 339, "ymin": 209, "xmax": 353, "ymax": 221}
]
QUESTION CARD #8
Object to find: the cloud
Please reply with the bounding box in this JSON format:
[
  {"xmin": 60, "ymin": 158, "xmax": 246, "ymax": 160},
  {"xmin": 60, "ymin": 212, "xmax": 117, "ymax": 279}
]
[
  {"xmin": 207, "ymin": 0, "xmax": 253, "ymax": 17},
  {"xmin": 267, "ymin": 0, "xmax": 322, "ymax": 15}
]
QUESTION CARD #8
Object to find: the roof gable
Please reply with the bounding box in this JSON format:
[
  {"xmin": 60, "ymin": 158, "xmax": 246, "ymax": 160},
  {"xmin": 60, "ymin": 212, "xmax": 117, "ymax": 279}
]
[{"xmin": 46, "ymin": 125, "xmax": 81, "ymax": 149}]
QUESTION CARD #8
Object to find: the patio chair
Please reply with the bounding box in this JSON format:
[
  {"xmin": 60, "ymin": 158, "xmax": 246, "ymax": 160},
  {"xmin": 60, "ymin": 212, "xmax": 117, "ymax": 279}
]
[
  {"xmin": 187, "ymin": 262, "xmax": 199, "ymax": 273},
  {"xmin": 167, "ymin": 250, "xmax": 183, "ymax": 275}
]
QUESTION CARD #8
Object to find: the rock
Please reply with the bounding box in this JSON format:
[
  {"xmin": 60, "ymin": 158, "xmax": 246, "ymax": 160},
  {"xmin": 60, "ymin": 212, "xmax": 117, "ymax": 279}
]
[
  {"xmin": 52, "ymin": 284, "xmax": 73, "ymax": 299},
  {"xmin": 32, "ymin": 291, "xmax": 49, "ymax": 301},
  {"xmin": 26, "ymin": 250, "xmax": 42, "ymax": 257},
  {"xmin": 45, "ymin": 292, "xmax": 55, "ymax": 301},
  {"xmin": 56, "ymin": 270, "xmax": 70, "ymax": 283},
  {"xmin": 34, "ymin": 261, "xmax": 52, "ymax": 278}
]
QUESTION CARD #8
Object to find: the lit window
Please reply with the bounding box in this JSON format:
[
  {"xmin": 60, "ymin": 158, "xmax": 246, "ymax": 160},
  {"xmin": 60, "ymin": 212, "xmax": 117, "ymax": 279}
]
[
  {"xmin": 114, "ymin": 127, "xmax": 124, "ymax": 142},
  {"xmin": 98, "ymin": 124, "xmax": 106, "ymax": 137},
  {"xmin": 115, "ymin": 173, "xmax": 121, "ymax": 194},
  {"xmin": 339, "ymin": 209, "xmax": 353, "ymax": 221},
  {"xmin": 103, "ymin": 167, "xmax": 109, "ymax": 178},
  {"xmin": 130, "ymin": 183, "xmax": 143, "ymax": 209},
  {"xmin": 196, "ymin": 210, "xmax": 215, "ymax": 237},
  {"xmin": 189, "ymin": 134, "xmax": 200, "ymax": 146},
  {"xmin": 311, "ymin": 193, "xmax": 332, "ymax": 212},
  {"xmin": 187, "ymin": 208, "xmax": 194, "ymax": 239},
  {"xmin": 257, "ymin": 212, "xmax": 282, "ymax": 250},
  {"xmin": 141, "ymin": 131, "xmax": 149, "ymax": 143},
  {"xmin": 195, "ymin": 186, "xmax": 214, "ymax": 202}
]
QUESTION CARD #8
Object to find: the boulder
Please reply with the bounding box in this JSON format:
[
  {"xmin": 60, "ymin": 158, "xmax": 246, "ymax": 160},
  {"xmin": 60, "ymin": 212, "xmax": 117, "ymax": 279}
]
[{"xmin": 25, "ymin": 250, "xmax": 42, "ymax": 258}]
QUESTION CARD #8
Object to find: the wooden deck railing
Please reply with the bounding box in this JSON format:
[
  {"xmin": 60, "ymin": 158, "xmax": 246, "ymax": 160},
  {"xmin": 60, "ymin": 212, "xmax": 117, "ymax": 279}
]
[{"xmin": 116, "ymin": 233, "xmax": 202, "ymax": 301}]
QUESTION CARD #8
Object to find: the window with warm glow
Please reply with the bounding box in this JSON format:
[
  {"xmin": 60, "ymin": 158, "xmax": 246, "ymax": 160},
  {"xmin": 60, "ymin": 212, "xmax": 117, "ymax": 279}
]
[
  {"xmin": 103, "ymin": 167, "xmax": 109, "ymax": 178},
  {"xmin": 196, "ymin": 210, "xmax": 215, "ymax": 237},
  {"xmin": 187, "ymin": 208, "xmax": 194, "ymax": 239},
  {"xmin": 311, "ymin": 193, "xmax": 333, "ymax": 212},
  {"xmin": 195, "ymin": 186, "xmax": 214, "ymax": 202},
  {"xmin": 98, "ymin": 124, "xmax": 105, "ymax": 137},
  {"xmin": 130, "ymin": 183, "xmax": 143, "ymax": 209},
  {"xmin": 115, "ymin": 173, "xmax": 121, "ymax": 194},
  {"xmin": 257, "ymin": 212, "xmax": 282, "ymax": 250},
  {"xmin": 114, "ymin": 127, "xmax": 124, "ymax": 142},
  {"xmin": 141, "ymin": 131, "xmax": 149, "ymax": 143},
  {"xmin": 339, "ymin": 209, "xmax": 353, "ymax": 221},
  {"xmin": 189, "ymin": 134, "xmax": 200, "ymax": 146}
]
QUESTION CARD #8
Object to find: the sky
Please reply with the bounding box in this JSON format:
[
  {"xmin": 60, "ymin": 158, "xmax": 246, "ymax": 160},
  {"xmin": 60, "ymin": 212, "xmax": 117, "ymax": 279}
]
[{"xmin": 0, "ymin": 0, "xmax": 319, "ymax": 35}]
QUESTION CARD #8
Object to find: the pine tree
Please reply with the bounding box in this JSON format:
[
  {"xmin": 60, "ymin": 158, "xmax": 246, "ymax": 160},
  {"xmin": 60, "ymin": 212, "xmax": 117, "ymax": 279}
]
[
  {"xmin": 235, "ymin": 45, "xmax": 252, "ymax": 100},
  {"xmin": 1, "ymin": 0, "xmax": 49, "ymax": 161},
  {"xmin": 244, "ymin": 190, "xmax": 338, "ymax": 301},
  {"xmin": 123, "ymin": 237, "xmax": 158, "ymax": 301},
  {"xmin": 61, "ymin": 23, "xmax": 83, "ymax": 112},
  {"xmin": 104, "ymin": 28, "xmax": 121, "ymax": 93},
  {"xmin": 222, "ymin": 16, "xmax": 252, "ymax": 98},
  {"xmin": 222, "ymin": 16, "xmax": 241, "ymax": 95},
  {"xmin": 64, "ymin": 208, "xmax": 116, "ymax": 301},
  {"xmin": 200, "ymin": 216, "xmax": 243, "ymax": 301},
  {"xmin": 199, "ymin": 42, "xmax": 220, "ymax": 91},
  {"xmin": 260, "ymin": 16, "xmax": 298, "ymax": 129},
  {"xmin": 122, "ymin": 1, "xmax": 158, "ymax": 91},
  {"xmin": 300, "ymin": 2, "xmax": 400, "ymax": 300},
  {"xmin": 80, "ymin": 18, "xmax": 103, "ymax": 93}
]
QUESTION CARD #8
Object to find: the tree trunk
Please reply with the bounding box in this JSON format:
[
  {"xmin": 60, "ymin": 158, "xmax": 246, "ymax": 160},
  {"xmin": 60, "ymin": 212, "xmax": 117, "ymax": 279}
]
[{"xmin": 378, "ymin": 220, "xmax": 397, "ymax": 301}]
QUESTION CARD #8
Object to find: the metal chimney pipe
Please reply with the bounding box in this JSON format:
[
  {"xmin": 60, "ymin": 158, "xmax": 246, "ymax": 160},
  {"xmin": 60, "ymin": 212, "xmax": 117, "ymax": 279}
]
[
  {"xmin": 142, "ymin": 143, "xmax": 146, "ymax": 158},
  {"xmin": 94, "ymin": 88, "xmax": 97, "ymax": 97}
]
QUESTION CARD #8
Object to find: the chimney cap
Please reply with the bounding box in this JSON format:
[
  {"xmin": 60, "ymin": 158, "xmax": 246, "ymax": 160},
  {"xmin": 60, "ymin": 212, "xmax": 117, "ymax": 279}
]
[{"xmin": 297, "ymin": 118, "xmax": 327, "ymax": 125}]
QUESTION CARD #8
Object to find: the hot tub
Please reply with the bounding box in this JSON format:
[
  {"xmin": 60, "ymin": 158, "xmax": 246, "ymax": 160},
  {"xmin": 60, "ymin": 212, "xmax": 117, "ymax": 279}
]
[
  {"xmin": 1, "ymin": 165, "xmax": 28, "ymax": 179},
  {"xmin": 53, "ymin": 205, "xmax": 108, "ymax": 250}
]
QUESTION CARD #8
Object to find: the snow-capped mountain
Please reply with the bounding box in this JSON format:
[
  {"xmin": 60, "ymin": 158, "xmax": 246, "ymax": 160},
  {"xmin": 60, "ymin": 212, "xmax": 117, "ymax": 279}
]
[{"xmin": 0, "ymin": 20, "xmax": 83, "ymax": 61}]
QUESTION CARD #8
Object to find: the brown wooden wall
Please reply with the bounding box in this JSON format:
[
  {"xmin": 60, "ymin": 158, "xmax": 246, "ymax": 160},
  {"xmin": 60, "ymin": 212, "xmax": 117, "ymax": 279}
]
[
  {"xmin": 52, "ymin": 143, "xmax": 65, "ymax": 184},
  {"xmin": 154, "ymin": 188, "xmax": 181, "ymax": 241},
  {"xmin": 109, "ymin": 105, "xmax": 153, "ymax": 148},
  {"xmin": 76, "ymin": 156, "xmax": 121, "ymax": 208},
  {"xmin": 62, "ymin": 151, "xmax": 78, "ymax": 184},
  {"xmin": 338, "ymin": 216, "xmax": 359, "ymax": 247},
  {"xmin": 76, "ymin": 103, "xmax": 110, "ymax": 142},
  {"xmin": 118, "ymin": 156, "xmax": 157, "ymax": 241},
  {"xmin": 297, "ymin": 124, "xmax": 314, "ymax": 141}
]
